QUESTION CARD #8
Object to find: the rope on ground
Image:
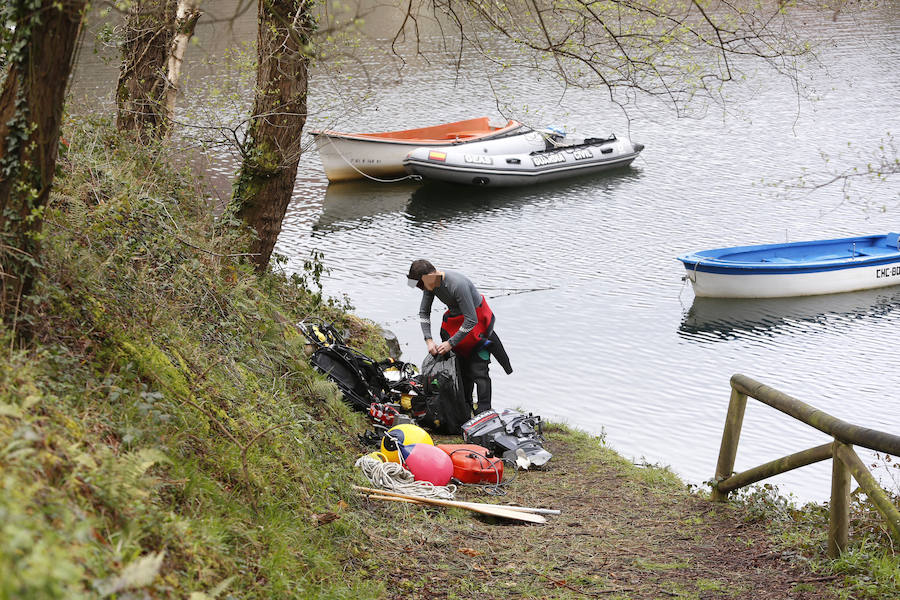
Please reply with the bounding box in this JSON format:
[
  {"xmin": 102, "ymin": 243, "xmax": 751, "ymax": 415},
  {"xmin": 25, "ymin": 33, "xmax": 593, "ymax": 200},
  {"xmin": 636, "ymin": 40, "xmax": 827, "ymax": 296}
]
[{"xmin": 354, "ymin": 455, "xmax": 457, "ymax": 500}]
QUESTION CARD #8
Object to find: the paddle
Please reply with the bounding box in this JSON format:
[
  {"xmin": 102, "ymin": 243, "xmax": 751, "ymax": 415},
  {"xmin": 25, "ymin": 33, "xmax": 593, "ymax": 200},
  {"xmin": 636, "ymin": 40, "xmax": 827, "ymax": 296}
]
[
  {"xmin": 451, "ymin": 500, "xmax": 560, "ymax": 516},
  {"xmin": 366, "ymin": 494, "xmax": 560, "ymax": 515},
  {"xmin": 353, "ymin": 485, "xmax": 546, "ymax": 524}
]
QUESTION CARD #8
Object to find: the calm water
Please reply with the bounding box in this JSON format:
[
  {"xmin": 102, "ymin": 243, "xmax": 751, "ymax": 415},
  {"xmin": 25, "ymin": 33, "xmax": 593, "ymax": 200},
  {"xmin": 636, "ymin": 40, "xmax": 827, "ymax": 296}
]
[{"xmin": 72, "ymin": 4, "xmax": 900, "ymax": 502}]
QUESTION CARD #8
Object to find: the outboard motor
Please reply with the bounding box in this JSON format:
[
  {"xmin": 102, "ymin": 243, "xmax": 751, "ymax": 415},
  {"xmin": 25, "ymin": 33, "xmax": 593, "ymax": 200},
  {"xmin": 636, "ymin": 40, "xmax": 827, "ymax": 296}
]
[{"xmin": 461, "ymin": 408, "xmax": 552, "ymax": 468}]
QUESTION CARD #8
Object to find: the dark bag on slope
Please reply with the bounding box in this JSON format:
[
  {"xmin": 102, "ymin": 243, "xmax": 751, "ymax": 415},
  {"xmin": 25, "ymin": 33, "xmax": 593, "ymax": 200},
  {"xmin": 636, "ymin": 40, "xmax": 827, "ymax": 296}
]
[
  {"xmin": 311, "ymin": 344, "xmax": 391, "ymax": 411},
  {"xmin": 411, "ymin": 353, "xmax": 472, "ymax": 434}
]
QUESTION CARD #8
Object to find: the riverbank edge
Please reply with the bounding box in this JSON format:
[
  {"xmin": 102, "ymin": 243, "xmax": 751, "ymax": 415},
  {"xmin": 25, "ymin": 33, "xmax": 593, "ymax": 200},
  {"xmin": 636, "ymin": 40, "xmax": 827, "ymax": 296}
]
[
  {"xmin": 367, "ymin": 421, "xmax": 900, "ymax": 599},
  {"xmin": 0, "ymin": 119, "xmax": 895, "ymax": 599}
]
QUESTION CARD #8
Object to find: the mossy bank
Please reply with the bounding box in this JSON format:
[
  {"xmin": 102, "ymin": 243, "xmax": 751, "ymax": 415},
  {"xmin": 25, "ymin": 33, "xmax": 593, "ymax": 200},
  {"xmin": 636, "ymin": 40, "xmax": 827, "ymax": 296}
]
[{"xmin": 1, "ymin": 119, "xmax": 897, "ymax": 599}]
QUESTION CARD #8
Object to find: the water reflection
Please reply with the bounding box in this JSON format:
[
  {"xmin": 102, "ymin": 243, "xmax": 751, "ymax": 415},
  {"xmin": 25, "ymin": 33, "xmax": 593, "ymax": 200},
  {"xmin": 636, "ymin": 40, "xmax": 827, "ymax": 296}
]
[
  {"xmin": 314, "ymin": 181, "xmax": 417, "ymax": 230},
  {"xmin": 405, "ymin": 166, "xmax": 644, "ymax": 221},
  {"xmin": 679, "ymin": 287, "xmax": 900, "ymax": 342},
  {"xmin": 312, "ymin": 163, "xmax": 644, "ymax": 230}
]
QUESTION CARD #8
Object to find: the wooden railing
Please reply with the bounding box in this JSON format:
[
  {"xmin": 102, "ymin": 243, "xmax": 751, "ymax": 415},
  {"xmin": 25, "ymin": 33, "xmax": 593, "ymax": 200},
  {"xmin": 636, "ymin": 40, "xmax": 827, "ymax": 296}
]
[{"xmin": 712, "ymin": 374, "xmax": 900, "ymax": 557}]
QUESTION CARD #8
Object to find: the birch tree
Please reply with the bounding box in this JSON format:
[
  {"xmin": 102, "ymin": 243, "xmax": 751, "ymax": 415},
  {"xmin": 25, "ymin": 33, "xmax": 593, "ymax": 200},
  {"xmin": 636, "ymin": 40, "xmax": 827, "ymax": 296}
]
[
  {"xmin": 0, "ymin": 0, "xmax": 87, "ymax": 329},
  {"xmin": 116, "ymin": 0, "xmax": 201, "ymax": 139},
  {"xmin": 164, "ymin": 0, "xmax": 203, "ymax": 122}
]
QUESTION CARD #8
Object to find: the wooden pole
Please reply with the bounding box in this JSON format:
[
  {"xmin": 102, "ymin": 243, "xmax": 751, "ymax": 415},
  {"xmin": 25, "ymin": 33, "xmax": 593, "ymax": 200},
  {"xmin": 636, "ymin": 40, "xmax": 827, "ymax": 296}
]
[
  {"xmin": 454, "ymin": 501, "xmax": 561, "ymax": 516},
  {"xmin": 366, "ymin": 494, "xmax": 560, "ymax": 515},
  {"xmin": 353, "ymin": 486, "xmax": 546, "ymax": 524},
  {"xmin": 834, "ymin": 442, "xmax": 900, "ymax": 543},
  {"xmin": 731, "ymin": 374, "xmax": 900, "ymax": 455},
  {"xmin": 829, "ymin": 440, "xmax": 851, "ymax": 558},
  {"xmin": 714, "ymin": 374, "xmax": 900, "ymax": 553},
  {"xmin": 716, "ymin": 443, "xmax": 833, "ymax": 495},
  {"xmin": 711, "ymin": 387, "xmax": 748, "ymax": 502}
]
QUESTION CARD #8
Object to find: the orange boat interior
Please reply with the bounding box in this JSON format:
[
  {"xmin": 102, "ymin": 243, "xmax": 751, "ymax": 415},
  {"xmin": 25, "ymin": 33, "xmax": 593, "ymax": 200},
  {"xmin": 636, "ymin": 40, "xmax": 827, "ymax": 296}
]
[{"xmin": 319, "ymin": 117, "xmax": 520, "ymax": 142}]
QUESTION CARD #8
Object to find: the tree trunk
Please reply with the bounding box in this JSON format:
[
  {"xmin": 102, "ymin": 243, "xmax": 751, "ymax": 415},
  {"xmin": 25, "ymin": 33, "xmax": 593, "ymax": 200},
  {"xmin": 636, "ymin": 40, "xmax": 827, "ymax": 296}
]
[
  {"xmin": 231, "ymin": 0, "xmax": 312, "ymax": 271},
  {"xmin": 116, "ymin": 0, "xmax": 177, "ymax": 139},
  {"xmin": 0, "ymin": 0, "xmax": 86, "ymax": 327},
  {"xmin": 163, "ymin": 1, "xmax": 202, "ymax": 121}
]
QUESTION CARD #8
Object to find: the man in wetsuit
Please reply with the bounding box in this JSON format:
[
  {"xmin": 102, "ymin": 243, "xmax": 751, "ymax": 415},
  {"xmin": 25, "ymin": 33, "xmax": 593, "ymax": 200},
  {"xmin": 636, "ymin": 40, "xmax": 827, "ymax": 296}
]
[{"xmin": 407, "ymin": 259, "xmax": 512, "ymax": 414}]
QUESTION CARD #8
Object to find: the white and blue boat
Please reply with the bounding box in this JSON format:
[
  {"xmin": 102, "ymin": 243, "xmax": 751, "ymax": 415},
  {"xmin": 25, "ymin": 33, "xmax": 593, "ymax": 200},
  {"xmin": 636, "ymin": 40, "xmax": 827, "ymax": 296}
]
[{"xmin": 678, "ymin": 233, "xmax": 900, "ymax": 298}]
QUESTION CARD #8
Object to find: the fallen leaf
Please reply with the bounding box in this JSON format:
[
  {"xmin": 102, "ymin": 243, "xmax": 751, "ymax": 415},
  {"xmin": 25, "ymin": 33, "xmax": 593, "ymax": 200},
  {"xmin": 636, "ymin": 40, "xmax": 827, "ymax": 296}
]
[
  {"xmin": 311, "ymin": 512, "xmax": 340, "ymax": 526},
  {"xmin": 457, "ymin": 547, "xmax": 482, "ymax": 557}
]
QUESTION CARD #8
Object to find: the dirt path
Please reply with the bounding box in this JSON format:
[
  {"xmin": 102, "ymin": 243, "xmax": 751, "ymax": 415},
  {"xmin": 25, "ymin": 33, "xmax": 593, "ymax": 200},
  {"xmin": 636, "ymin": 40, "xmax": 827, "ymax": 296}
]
[{"xmin": 362, "ymin": 426, "xmax": 837, "ymax": 599}]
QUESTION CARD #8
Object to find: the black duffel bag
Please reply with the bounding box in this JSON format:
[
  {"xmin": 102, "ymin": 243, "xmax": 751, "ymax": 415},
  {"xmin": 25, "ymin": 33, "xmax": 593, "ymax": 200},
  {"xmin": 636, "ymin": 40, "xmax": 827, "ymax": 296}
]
[{"xmin": 411, "ymin": 353, "xmax": 472, "ymax": 434}]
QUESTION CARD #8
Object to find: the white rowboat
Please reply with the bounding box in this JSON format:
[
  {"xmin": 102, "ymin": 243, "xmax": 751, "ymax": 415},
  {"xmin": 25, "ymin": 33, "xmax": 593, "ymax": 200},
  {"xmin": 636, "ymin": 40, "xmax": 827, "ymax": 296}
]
[
  {"xmin": 310, "ymin": 117, "xmax": 527, "ymax": 182},
  {"xmin": 678, "ymin": 233, "xmax": 900, "ymax": 298}
]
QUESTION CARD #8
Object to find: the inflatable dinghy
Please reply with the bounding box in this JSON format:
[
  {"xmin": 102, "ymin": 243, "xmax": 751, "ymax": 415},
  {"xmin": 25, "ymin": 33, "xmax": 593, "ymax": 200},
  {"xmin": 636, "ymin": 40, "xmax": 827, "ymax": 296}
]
[{"xmin": 403, "ymin": 132, "xmax": 643, "ymax": 187}]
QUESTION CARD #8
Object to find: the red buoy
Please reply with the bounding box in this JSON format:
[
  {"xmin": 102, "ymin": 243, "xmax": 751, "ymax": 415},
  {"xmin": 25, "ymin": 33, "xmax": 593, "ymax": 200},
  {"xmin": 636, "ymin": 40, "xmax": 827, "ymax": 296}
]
[{"xmin": 400, "ymin": 443, "xmax": 454, "ymax": 486}]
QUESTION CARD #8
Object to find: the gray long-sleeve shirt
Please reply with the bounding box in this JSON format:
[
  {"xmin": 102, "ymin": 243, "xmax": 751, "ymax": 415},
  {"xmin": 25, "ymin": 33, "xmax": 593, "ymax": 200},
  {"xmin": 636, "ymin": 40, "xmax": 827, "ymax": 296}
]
[{"xmin": 418, "ymin": 270, "xmax": 482, "ymax": 347}]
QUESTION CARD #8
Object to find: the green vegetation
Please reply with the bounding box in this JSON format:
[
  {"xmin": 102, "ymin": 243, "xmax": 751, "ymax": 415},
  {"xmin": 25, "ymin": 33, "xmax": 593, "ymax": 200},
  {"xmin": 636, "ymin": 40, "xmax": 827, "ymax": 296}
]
[
  {"xmin": 1, "ymin": 118, "xmax": 897, "ymax": 599},
  {"xmin": 731, "ymin": 483, "xmax": 900, "ymax": 599},
  {"xmin": 0, "ymin": 116, "xmax": 388, "ymax": 599}
]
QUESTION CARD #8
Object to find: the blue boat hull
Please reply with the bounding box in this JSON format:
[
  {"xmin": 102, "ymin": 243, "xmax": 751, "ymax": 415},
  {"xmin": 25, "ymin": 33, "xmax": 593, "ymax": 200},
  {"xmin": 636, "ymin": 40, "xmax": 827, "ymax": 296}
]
[{"xmin": 678, "ymin": 233, "xmax": 900, "ymax": 298}]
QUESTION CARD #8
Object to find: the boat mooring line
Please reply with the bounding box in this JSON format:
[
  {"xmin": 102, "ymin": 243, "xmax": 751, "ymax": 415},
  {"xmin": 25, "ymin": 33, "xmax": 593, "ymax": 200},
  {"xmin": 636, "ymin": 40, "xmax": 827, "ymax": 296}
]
[
  {"xmin": 678, "ymin": 259, "xmax": 701, "ymax": 308},
  {"xmin": 481, "ymin": 285, "xmax": 556, "ymax": 298},
  {"xmin": 325, "ymin": 137, "xmax": 419, "ymax": 183}
]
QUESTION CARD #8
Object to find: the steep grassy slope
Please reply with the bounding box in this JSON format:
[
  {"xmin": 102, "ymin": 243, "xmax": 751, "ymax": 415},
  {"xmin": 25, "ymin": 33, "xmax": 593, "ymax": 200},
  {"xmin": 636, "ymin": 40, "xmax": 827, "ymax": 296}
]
[
  {"xmin": 2, "ymin": 118, "xmax": 897, "ymax": 600},
  {"xmin": 1, "ymin": 118, "xmax": 386, "ymax": 599}
]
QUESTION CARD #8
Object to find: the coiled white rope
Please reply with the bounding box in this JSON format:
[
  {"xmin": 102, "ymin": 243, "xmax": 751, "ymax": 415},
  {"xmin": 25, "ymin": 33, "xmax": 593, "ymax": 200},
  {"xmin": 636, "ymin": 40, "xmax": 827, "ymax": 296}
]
[{"xmin": 354, "ymin": 455, "xmax": 457, "ymax": 500}]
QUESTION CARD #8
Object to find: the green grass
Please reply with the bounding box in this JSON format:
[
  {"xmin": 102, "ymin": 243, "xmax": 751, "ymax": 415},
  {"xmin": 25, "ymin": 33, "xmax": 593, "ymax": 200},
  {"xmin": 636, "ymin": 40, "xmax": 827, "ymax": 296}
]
[
  {"xmin": 2, "ymin": 116, "xmax": 898, "ymax": 599},
  {"xmin": 0, "ymin": 117, "xmax": 390, "ymax": 599}
]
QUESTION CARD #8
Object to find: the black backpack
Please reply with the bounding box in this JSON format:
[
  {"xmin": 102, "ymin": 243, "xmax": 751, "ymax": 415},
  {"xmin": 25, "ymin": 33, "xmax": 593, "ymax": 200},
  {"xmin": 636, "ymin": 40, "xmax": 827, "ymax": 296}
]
[
  {"xmin": 411, "ymin": 353, "xmax": 472, "ymax": 434},
  {"xmin": 310, "ymin": 344, "xmax": 392, "ymax": 411}
]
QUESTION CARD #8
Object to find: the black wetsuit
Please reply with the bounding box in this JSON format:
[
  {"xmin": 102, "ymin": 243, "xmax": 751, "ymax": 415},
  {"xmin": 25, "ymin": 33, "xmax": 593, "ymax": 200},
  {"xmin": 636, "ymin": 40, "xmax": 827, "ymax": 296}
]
[{"xmin": 419, "ymin": 270, "xmax": 511, "ymax": 413}]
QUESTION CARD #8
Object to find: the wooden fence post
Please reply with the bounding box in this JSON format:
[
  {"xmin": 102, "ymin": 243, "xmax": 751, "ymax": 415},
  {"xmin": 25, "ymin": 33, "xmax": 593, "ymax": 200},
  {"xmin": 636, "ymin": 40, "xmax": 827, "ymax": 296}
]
[
  {"xmin": 715, "ymin": 375, "xmax": 900, "ymax": 552},
  {"xmin": 712, "ymin": 387, "xmax": 748, "ymax": 502},
  {"xmin": 834, "ymin": 442, "xmax": 900, "ymax": 543},
  {"xmin": 828, "ymin": 440, "xmax": 851, "ymax": 557}
]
